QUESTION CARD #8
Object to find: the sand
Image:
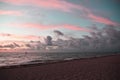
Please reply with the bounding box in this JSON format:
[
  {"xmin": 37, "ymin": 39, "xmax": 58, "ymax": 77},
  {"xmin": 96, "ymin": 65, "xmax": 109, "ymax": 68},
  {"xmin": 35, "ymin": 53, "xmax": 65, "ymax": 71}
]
[{"xmin": 0, "ymin": 54, "xmax": 120, "ymax": 80}]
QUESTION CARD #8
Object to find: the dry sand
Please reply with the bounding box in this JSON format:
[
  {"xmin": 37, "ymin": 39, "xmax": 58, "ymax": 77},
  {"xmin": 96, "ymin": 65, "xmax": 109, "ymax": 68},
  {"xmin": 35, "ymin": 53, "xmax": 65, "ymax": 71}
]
[{"xmin": 0, "ymin": 54, "xmax": 120, "ymax": 80}]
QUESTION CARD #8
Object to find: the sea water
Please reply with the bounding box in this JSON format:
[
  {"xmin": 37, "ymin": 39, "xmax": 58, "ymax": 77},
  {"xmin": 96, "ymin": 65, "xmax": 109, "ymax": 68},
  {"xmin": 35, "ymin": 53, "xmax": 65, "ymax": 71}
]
[{"xmin": 0, "ymin": 52, "xmax": 117, "ymax": 67}]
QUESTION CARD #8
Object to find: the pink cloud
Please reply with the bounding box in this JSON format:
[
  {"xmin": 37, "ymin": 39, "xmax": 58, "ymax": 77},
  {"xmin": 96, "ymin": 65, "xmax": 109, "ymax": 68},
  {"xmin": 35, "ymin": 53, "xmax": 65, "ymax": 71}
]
[
  {"xmin": 0, "ymin": 33, "xmax": 40, "ymax": 41},
  {"xmin": 10, "ymin": 23, "xmax": 57, "ymax": 30},
  {"xmin": 0, "ymin": 10, "xmax": 23, "ymax": 16},
  {"xmin": 0, "ymin": 0, "xmax": 85, "ymax": 12},
  {"xmin": 0, "ymin": 33, "xmax": 12, "ymax": 36},
  {"xmin": 5, "ymin": 23, "xmax": 90, "ymax": 32},
  {"xmin": 63, "ymin": 24, "xmax": 91, "ymax": 32},
  {"xmin": 0, "ymin": 0, "xmax": 119, "ymax": 26},
  {"xmin": 0, "ymin": 0, "xmax": 25, "ymax": 5},
  {"xmin": 88, "ymin": 13, "xmax": 119, "ymax": 26}
]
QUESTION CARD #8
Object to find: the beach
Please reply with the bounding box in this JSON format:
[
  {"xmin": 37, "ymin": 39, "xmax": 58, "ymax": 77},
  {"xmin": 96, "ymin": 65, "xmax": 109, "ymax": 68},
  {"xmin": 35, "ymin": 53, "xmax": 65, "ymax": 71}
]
[{"xmin": 0, "ymin": 54, "xmax": 120, "ymax": 80}]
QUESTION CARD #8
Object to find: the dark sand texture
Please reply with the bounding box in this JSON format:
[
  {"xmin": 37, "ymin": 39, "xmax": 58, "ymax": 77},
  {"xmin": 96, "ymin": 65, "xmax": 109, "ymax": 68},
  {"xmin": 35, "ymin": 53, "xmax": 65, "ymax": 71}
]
[{"xmin": 0, "ymin": 54, "xmax": 120, "ymax": 80}]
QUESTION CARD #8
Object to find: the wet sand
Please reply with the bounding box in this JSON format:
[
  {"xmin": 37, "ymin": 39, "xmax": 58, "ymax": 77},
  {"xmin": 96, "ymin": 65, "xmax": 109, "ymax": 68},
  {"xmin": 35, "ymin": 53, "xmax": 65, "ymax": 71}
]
[{"xmin": 0, "ymin": 54, "xmax": 120, "ymax": 80}]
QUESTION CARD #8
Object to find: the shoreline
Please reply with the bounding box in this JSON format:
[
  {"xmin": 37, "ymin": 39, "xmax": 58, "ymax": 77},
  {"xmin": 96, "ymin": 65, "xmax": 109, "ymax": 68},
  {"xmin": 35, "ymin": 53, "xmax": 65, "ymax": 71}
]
[
  {"xmin": 0, "ymin": 54, "xmax": 120, "ymax": 80},
  {"xmin": 0, "ymin": 53, "xmax": 119, "ymax": 69}
]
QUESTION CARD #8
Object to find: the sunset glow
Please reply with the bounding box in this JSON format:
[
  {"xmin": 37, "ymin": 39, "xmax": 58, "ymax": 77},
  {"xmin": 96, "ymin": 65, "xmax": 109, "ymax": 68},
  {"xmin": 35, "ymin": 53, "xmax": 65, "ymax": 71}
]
[{"xmin": 0, "ymin": 0, "xmax": 119, "ymax": 52}]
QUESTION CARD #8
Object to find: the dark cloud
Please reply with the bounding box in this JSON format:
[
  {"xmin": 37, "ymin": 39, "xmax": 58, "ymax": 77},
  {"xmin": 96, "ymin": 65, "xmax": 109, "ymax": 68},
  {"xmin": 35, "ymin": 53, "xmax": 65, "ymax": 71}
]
[
  {"xmin": 0, "ymin": 45, "xmax": 3, "ymax": 48},
  {"xmin": 3, "ymin": 44, "xmax": 15, "ymax": 49},
  {"xmin": 53, "ymin": 25, "xmax": 120, "ymax": 52},
  {"xmin": 45, "ymin": 36, "xmax": 52, "ymax": 46},
  {"xmin": 1, "ymin": 25, "xmax": 119, "ymax": 52},
  {"xmin": 25, "ymin": 44, "xmax": 32, "ymax": 48},
  {"xmin": 13, "ymin": 42, "xmax": 20, "ymax": 47},
  {"xmin": 54, "ymin": 30, "xmax": 64, "ymax": 36},
  {"xmin": 25, "ymin": 41, "xmax": 42, "ymax": 50},
  {"xmin": 0, "ymin": 42, "xmax": 20, "ymax": 49},
  {"xmin": 85, "ymin": 25, "xmax": 120, "ymax": 52}
]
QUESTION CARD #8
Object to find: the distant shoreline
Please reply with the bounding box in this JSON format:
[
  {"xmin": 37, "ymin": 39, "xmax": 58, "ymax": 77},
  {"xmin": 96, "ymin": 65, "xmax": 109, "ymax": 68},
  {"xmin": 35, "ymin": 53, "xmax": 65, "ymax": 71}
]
[{"xmin": 0, "ymin": 50, "xmax": 120, "ymax": 53}]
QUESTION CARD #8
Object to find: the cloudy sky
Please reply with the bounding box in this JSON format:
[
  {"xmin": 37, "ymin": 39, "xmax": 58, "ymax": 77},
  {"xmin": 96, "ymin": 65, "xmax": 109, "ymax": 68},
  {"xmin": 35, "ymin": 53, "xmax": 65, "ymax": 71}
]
[{"xmin": 0, "ymin": 0, "xmax": 120, "ymax": 52}]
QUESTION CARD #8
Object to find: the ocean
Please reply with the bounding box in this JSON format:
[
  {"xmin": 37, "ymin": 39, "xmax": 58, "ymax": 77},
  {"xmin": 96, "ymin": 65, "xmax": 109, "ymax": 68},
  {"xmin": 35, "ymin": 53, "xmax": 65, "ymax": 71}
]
[{"xmin": 0, "ymin": 52, "xmax": 117, "ymax": 67}]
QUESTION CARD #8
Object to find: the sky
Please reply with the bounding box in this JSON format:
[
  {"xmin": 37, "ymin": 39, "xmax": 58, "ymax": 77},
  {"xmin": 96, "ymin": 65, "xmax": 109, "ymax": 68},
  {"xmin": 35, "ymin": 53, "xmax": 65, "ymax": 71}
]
[{"xmin": 0, "ymin": 0, "xmax": 120, "ymax": 52}]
